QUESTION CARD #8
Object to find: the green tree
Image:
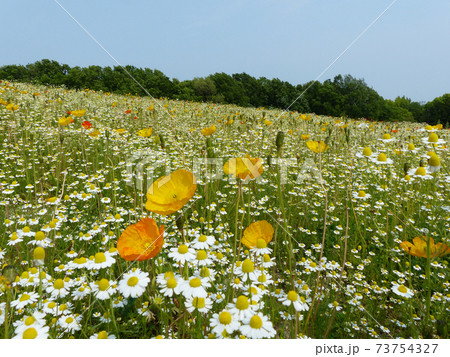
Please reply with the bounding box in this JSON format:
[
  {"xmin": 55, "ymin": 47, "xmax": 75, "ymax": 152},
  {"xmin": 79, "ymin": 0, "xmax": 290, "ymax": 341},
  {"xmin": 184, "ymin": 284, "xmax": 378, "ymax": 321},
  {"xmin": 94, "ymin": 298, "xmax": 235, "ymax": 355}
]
[{"xmin": 422, "ymin": 94, "xmax": 450, "ymax": 126}]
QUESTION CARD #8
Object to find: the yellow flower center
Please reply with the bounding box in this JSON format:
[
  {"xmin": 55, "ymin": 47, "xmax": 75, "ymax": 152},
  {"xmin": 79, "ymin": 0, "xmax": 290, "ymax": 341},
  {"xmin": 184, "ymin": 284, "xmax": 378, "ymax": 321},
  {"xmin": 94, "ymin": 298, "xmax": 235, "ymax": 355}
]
[
  {"xmin": 216, "ymin": 252, "xmax": 224, "ymax": 260},
  {"xmin": 358, "ymin": 190, "xmax": 366, "ymax": 198},
  {"xmin": 94, "ymin": 252, "xmax": 106, "ymax": 264},
  {"xmin": 249, "ymin": 315, "xmax": 263, "ymax": 329},
  {"xmin": 197, "ymin": 250, "xmax": 207, "ymax": 261},
  {"xmin": 287, "ymin": 290, "xmax": 298, "ymax": 302},
  {"xmin": 35, "ymin": 231, "xmax": 45, "ymax": 241},
  {"xmin": 258, "ymin": 274, "xmax": 267, "ymax": 283},
  {"xmin": 234, "ymin": 278, "xmax": 241, "ymax": 284},
  {"xmin": 98, "ymin": 279, "xmax": 110, "ymax": 291},
  {"xmin": 167, "ymin": 278, "xmax": 177, "ymax": 289},
  {"xmin": 415, "ymin": 167, "xmax": 426, "ymax": 176},
  {"xmin": 199, "ymin": 235, "xmax": 207, "ymax": 242},
  {"xmin": 127, "ymin": 277, "xmax": 139, "ymax": 287},
  {"xmin": 189, "ymin": 278, "xmax": 201, "ymax": 288},
  {"xmin": 404, "ymin": 175, "xmax": 411, "ymax": 181},
  {"xmin": 236, "ymin": 295, "xmax": 249, "ymax": 310},
  {"xmin": 219, "ymin": 311, "xmax": 232, "ymax": 325},
  {"xmin": 192, "ymin": 297, "xmax": 206, "ymax": 309},
  {"xmin": 382, "ymin": 133, "xmax": 391, "ymax": 140},
  {"xmin": 23, "ymin": 328, "xmax": 38, "ymax": 339},
  {"xmin": 25, "ymin": 316, "xmax": 35, "ymax": 326},
  {"xmin": 242, "ymin": 258, "xmax": 254, "ymax": 273},
  {"xmin": 428, "ymin": 133, "xmax": 438, "ymax": 143},
  {"xmin": 178, "ymin": 245, "xmax": 188, "ymax": 254},
  {"xmin": 65, "ymin": 317, "xmax": 74, "ymax": 324},
  {"xmin": 310, "ymin": 262, "xmax": 317, "ymax": 268},
  {"xmin": 408, "ymin": 143, "xmax": 415, "ymax": 150},
  {"xmin": 398, "ymin": 285, "xmax": 408, "ymax": 293},
  {"xmin": 53, "ymin": 279, "xmax": 64, "ymax": 290},
  {"xmin": 97, "ymin": 331, "xmax": 108, "ymax": 339},
  {"xmin": 164, "ymin": 271, "xmax": 175, "ymax": 279},
  {"xmin": 377, "ymin": 153, "xmax": 387, "ymax": 162},
  {"xmin": 256, "ymin": 238, "xmax": 267, "ymax": 249},
  {"xmin": 428, "ymin": 156, "xmax": 440, "ymax": 167},
  {"xmin": 23, "ymin": 226, "xmax": 30, "ymax": 233},
  {"xmin": 33, "ymin": 247, "xmax": 45, "ymax": 260}
]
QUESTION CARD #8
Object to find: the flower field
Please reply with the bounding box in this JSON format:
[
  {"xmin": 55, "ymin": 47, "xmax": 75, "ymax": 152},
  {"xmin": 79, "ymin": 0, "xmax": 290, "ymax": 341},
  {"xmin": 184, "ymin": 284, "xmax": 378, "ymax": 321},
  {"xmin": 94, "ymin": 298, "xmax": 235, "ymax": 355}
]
[{"xmin": 0, "ymin": 80, "xmax": 449, "ymax": 339}]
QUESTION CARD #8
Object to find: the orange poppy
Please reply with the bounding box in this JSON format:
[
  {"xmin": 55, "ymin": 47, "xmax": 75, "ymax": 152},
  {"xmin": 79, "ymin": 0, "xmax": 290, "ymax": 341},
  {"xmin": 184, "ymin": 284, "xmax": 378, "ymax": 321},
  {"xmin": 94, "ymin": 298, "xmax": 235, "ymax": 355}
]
[
  {"xmin": 241, "ymin": 220, "xmax": 274, "ymax": 249},
  {"xmin": 117, "ymin": 217, "xmax": 164, "ymax": 261},
  {"xmin": 400, "ymin": 236, "xmax": 450, "ymax": 259},
  {"xmin": 82, "ymin": 120, "xmax": 92, "ymax": 129},
  {"xmin": 145, "ymin": 169, "xmax": 197, "ymax": 215},
  {"xmin": 223, "ymin": 155, "xmax": 263, "ymax": 180}
]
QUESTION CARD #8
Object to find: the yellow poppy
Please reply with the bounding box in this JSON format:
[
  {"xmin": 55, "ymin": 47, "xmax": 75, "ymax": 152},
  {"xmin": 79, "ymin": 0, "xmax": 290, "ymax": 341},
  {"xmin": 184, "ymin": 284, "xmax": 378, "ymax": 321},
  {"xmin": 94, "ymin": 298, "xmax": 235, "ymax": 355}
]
[
  {"xmin": 71, "ymin": 110, "xmax": 86, "ymax": 117},
  {"xmin": 114, "ymin": 128, "xmax": 127, "ymax": 135},
  {"xmin": 6, "ymin": 103, "xmax": 19, "ymax": 111},
  {"xmin": 89, "ymin": 129, "xmax": 101, "ymax": 138},
  {"xmin": 58, "ymin": 116, "xmax": 74, "ymax": 126},
  {"xmin": 306, "ymin": 140, "xmax": 329, "ymax": 153},
  {"xmin": 301, "ymin": 134, "xmax": 310, "ymax": 140},
  {"xmin": 241, "ymin": 220, "xmax": 274, "ymax": 249},
  {"xmin": 223, "ymin": 155, "xmax": 263, "ymax": 180},
  {"xmin": 400, "ymin": 236, "xmax": 450, "ymax": 259},
  {"xmin": 264, "ymin": 120, "xmax": 272, "ymax": 126},
  {"xmin": 201, "ymin": 124, "xmax": 216, "ymax": 136},
  {"xmin": 145, "ymin": 169, "xmax": 197, "ymax": 215},
  {"xmin": 138, "ymin": 127, "xmax": 153, "ymax": 137},
  {"xmin": 117, "ymin": 218, "xmax": 164, "ymax": 261}
]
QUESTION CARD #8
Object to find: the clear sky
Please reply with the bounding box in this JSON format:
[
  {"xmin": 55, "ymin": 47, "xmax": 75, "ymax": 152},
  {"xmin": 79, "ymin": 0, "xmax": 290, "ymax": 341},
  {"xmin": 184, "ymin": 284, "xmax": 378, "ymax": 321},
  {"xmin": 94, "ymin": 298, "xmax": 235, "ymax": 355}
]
[{"xmin": 2, "ymin": 0, "xmax": 450, "ymax": 103}]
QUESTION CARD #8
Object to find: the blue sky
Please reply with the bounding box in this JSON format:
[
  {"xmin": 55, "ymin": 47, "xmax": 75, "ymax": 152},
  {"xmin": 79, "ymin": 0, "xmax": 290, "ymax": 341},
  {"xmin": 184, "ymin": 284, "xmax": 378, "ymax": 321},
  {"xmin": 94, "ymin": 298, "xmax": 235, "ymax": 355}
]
[{"xmin": 2, "ymin": 0, "xmax": 450, "ymax": 102}]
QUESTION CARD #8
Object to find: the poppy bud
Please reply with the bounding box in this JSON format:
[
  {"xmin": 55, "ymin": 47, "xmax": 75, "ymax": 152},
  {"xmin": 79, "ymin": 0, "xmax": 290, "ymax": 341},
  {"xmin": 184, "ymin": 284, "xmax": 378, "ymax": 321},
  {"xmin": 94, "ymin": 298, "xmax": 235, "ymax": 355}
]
[
  {"xmin": 403, "ymin": 162, "xmax": 410, "ymax": 175},
  {"xmin": 267, "ymin": 154, "xmax": 272, "ymax": 168},
  {"xmin": 176, "ymin": 214, "xmax": 184, "ymax": 233},
  {"xmin": 275, "ymin": 131, "xmax": 284, "ymax": 153},
  {"xmin": 159, "ymin": 134, "xmax": 165, "ymax": 149}
]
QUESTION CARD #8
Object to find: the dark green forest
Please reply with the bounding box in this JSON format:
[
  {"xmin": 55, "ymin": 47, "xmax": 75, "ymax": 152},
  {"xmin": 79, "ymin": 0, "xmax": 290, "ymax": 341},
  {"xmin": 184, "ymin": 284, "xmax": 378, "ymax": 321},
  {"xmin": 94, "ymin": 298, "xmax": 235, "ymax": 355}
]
[{"xmin": 1, "ymin": 59, "xmax": 448, "ymax": 125}]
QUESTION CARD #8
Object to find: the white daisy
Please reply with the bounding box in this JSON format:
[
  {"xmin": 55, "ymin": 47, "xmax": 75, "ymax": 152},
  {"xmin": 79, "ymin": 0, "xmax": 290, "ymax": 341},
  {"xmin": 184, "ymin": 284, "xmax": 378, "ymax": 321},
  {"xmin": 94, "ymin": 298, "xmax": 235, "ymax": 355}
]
[
  {"xmin": 11, "ymin": 292, "xmax": 39, "ymax": 310},
  {"xmin": 391, "ymin": 283, "xmax": 414, "ymax": 298},
  {"xmin": 191, "ymin": 234, "xmax": 216, "ymax": 250},
  {"xmin": 168, "ymin": 243, "xmax": 196, "ymax": 265},
  {"xmin": 185, "ymin": 296, "xmax": 213, "ymax": 313},
  {"xmin": 240, "ymin": 313, "xmax": 276, "ymax": 339},
  {"xmin": 279, "ymin": 290, "xmax": 309, "ymax": 311},
  {"xmin": 180, "ymin": 276, "xmax": 210, "ymax": 298},
  {"xmin": 90, "ymin": 331, "xmax": 116, "ymax": 339},
  {"xmin": 209, "ymin": 309, "xmax": 240, "ymax": 338},
  {"xmin": 90, "ymin": 278, "xmax": 117, "ymax": 300},
  {"xmin": 13, "ymin": 325, "xmax": 49, "ymax": 339},
  {"xmin": 158, "ymin": 275, "xmax": 183, "ymax": 297},
  {"xmin": 118, "ymin": 268, "xmax": 150, "ymax": 298}
]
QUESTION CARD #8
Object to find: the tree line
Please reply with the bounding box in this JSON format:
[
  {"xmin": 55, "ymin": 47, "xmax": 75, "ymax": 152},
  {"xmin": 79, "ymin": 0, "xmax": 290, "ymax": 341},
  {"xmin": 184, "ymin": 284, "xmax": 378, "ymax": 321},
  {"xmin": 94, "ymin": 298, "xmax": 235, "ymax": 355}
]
[{"xmin": 0, "ymin": 59, "xmax": 448, "ymax": 125}]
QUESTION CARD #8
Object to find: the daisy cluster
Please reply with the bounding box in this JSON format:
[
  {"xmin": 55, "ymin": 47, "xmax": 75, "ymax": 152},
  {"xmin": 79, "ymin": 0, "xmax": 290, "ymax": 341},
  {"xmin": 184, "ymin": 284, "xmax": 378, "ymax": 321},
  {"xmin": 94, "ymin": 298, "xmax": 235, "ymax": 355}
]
[{"xmin": 0, "ymin": 80, "xmax": 449, "ymax": 339}]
